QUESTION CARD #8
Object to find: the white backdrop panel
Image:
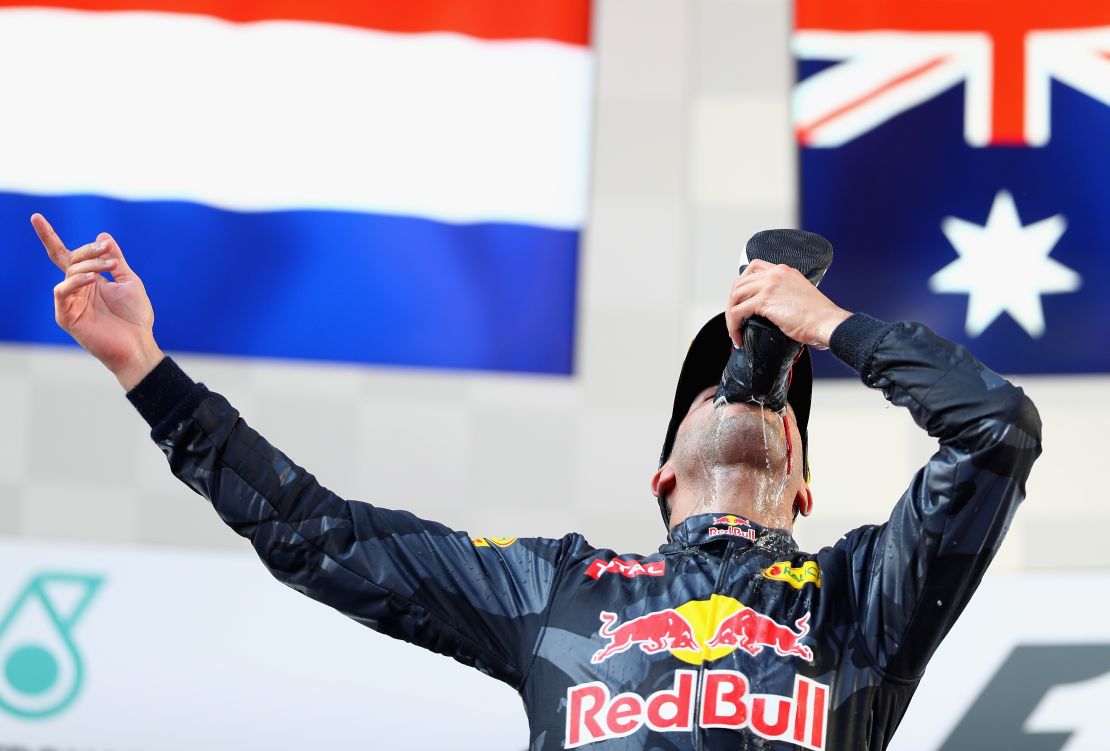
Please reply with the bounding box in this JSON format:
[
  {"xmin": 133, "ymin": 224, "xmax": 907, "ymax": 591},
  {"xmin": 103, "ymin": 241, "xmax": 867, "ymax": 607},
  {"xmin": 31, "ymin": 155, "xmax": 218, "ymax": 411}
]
[
  {"xmin": 0, "ymin": 538, "xmax": 528, "ymax": 750},
  {"xmin": 1, "ymin": 539, "xmax": 1109, "ymax": 749}
]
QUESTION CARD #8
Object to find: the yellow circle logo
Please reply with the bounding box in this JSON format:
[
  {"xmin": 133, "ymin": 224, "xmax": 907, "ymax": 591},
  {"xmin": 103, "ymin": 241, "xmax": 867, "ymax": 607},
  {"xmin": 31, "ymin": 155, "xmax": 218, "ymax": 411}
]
[{"xmin": 669, "ymin": 595, "xmax": 745, "ymax": 665}]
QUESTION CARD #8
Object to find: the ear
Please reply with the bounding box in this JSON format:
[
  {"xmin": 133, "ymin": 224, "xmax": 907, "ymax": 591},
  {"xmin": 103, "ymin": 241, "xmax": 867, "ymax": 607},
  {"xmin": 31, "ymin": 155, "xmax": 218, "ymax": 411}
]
[
  {"xmin": 651, "ymin": 464, "xmax": 676, "ymax": 498},
  {"xmin": 793, "ymin": 482, "xmax": 814, "ymax": 518}
]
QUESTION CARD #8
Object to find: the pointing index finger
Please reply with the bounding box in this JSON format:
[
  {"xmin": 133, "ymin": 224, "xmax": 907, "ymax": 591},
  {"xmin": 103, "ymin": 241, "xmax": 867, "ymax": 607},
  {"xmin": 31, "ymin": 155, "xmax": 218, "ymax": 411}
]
[{"xmin": 31, "ymin": 213, "xmax": 71, "ymax": 271}]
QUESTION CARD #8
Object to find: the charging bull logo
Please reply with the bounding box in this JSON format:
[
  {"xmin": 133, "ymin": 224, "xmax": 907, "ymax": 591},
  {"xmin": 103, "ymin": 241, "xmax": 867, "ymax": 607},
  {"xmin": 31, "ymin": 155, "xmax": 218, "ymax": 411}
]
[
  {"xmin": 708, "ymin": 611, "xmax": 813, "ymax": 660},
  {"xmin": 591, "ymin": 609, "xmax": 699, "ymax": 663},
  {"xmin": 712, "ymin": 515, "xmax": 751, "ymax": 527},
  {"xmin": 591, "ymin": 595, "xmax": 813, "ymax": 666}
]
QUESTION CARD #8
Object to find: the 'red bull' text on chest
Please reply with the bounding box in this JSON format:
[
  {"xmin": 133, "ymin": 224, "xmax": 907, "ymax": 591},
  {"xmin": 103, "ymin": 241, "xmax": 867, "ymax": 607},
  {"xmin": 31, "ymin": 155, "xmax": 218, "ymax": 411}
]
[
  {"xmin": 566, "ymin": 669, "xmax": 828, "ymax": 749},
  {"xmin": 562, "ymin": 592, "xmax": 826, "ymax": 748}
]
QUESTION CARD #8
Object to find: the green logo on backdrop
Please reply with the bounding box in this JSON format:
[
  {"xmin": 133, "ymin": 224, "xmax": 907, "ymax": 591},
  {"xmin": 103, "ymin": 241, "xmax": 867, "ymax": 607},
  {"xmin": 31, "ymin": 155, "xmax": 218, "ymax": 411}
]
[{"xmin": 0, "ymin": 573, "xmax": 103, "ymax": 719}]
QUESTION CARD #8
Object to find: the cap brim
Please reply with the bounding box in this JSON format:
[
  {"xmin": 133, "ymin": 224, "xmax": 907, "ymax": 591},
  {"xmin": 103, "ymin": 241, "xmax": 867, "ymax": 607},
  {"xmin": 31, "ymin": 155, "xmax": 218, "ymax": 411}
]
[{"xmin": 660, "ymin": 313, "xmax": 811, "ymax": 478}]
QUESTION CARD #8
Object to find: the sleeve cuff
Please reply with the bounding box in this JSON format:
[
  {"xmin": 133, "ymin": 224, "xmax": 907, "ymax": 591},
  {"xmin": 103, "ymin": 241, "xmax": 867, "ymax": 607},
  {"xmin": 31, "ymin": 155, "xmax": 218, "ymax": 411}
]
[
  {"xmin": 125, "ymin": 356, "xmax": 209, "ymax": 438},
  {"xmin": 829, "ymin": 313, "xmax": 897, "ymax": 374}
]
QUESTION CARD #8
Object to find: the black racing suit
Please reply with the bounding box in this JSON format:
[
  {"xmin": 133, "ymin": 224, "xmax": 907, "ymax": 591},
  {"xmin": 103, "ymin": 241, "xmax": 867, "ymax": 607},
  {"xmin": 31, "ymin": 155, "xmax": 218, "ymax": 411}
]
[{"xmin": 126, "ymin": 314, "xmax": 1041, "ymax": 750}]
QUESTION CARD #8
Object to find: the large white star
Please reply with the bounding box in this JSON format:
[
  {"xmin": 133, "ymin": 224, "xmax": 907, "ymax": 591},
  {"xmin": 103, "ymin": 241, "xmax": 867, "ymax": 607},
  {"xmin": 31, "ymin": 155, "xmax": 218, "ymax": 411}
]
[{"xmin": 929, "ymin": 190, "xmax": 1081, "ymax": 338}]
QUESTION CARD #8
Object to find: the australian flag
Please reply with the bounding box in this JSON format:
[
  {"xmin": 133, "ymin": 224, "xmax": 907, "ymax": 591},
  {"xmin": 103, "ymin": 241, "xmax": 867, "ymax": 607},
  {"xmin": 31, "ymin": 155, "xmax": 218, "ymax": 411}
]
[{"xmin": 795, "ymin": 0, "xmax": 1110, "ymax": 376}]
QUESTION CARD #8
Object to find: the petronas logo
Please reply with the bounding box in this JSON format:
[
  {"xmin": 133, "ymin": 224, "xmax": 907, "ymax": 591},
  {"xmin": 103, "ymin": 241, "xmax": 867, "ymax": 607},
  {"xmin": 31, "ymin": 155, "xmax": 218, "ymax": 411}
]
[{"xmin": 0, "ymin": 573, "xmax": 102, "ymax": 719}]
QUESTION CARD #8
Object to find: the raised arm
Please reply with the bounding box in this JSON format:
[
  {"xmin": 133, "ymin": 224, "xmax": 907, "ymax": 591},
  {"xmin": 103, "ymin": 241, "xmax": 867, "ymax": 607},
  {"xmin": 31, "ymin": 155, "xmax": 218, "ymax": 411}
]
[
  {"xmin": 130, "ymin": 360, "xmax": 576, "ymax": 686},
  {"xmin": 829, "ymin": 314, "xmax": 1042, "ymax": 680},
  {"xmin": 725, "ymin": 258, "xmax": 1042, "ymax": 680},
  {"xmin": 31, "ymin": 213, "xmax": 164, "ymax": 388},
  {"xmin": 33, "ymin": 215, "xmax": 579, "ymax": 687}
]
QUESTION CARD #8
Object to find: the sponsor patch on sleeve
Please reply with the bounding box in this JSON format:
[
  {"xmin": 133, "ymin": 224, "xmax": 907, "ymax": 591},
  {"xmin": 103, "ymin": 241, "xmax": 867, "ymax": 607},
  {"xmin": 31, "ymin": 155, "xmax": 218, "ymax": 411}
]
[
  {"xmin": 471, "ymin": 537, "xmax": 518, "ymax": 548},
  {"xmin": 585, "ymin": 558, "xmax": 666, "ymax": 580},
  {"xmin": 762, "ymin": 561, "xmax": 821, "ymax": 589}
]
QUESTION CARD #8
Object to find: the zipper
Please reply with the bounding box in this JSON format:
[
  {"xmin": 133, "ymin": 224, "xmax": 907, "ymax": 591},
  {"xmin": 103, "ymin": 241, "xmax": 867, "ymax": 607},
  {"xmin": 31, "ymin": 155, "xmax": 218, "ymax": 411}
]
[{"xmin": 694, "ymin": 538, "xmax": 738, "ymax": 751}]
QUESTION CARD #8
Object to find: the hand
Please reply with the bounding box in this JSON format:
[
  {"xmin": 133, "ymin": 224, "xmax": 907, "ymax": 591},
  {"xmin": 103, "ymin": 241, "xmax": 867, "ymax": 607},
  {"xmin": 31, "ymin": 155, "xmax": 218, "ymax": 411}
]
[
  {"xmin": 32, "ymin": 214, "xmax": 163, "ymax": 389},
  {"xmin": 726, "ymin": 259, "xmax": 851, "ymax": 349}
]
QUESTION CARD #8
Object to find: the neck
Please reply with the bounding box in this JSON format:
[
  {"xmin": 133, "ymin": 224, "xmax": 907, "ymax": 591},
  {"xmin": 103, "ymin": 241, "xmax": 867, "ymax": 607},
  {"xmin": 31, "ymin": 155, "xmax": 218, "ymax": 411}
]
[{"xmin": 668, "ymin": 464, "xmax": 796, "ymax": 532}]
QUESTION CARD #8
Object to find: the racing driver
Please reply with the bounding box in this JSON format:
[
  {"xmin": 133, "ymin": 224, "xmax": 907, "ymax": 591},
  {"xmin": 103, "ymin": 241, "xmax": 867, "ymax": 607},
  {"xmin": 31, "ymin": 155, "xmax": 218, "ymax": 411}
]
[{"xmin": 33, "ymin": 213, "xmax": 1041, "ymax": 750}]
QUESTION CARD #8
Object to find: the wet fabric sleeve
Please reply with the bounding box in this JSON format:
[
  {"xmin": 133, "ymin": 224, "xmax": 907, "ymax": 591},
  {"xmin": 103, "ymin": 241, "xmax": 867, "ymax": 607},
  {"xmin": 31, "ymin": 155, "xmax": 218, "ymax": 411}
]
[
  {"xmin": 828, "ymin": 314, "xmax": 1042, "ymax": 681},
  {"xmin": 127, "ymin": 357, "xmax": 577, "ymax": 689}
]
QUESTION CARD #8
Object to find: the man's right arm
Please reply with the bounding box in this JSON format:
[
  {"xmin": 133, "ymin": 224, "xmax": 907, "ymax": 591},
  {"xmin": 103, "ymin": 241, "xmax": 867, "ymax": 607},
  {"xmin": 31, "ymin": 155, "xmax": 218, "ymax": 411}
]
[
  {"xmin": 128, "ymin": 356, "xmax": 578, "ymax": 688},
  {"xmin": 32, "ymin": 215, "xmax": 575, "ymax": 689}
]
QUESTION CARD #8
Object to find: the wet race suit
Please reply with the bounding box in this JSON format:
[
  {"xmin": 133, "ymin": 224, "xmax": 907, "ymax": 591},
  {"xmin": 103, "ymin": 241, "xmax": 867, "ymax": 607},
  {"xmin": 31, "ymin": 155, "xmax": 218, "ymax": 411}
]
[{"xmin": 126, "ymin": 314, "xmax": 1041, "ymax": 750}]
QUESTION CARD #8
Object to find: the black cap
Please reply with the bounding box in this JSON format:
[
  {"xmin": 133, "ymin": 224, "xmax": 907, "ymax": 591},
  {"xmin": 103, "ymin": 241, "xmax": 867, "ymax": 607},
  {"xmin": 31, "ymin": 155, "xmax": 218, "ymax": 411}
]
[{"xmin": 657, "ymin": 313, "xmax": 812, "ymax": 526}]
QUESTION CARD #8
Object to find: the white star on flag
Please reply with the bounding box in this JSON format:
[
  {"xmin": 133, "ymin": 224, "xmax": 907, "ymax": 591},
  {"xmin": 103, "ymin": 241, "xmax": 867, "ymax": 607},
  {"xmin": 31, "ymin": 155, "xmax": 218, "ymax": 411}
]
[{"xmin": 929, "ymin": 190, "xmax": 1081, "ymax": 338}]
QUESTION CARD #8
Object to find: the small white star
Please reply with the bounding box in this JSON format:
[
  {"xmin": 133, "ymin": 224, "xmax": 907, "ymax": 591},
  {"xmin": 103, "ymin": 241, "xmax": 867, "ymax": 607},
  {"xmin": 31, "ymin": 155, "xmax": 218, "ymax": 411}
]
[{"xmin": 929, "ymin": 190, "xmax": 1081, "ymax": 338}]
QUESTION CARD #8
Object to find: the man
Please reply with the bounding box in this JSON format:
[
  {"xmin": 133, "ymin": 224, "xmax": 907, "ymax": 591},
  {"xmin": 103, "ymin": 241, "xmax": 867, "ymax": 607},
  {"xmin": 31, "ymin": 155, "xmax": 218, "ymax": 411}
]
[{"xmin": 32, "ymin": 214, "xmax": 1040, "ymax": 750}]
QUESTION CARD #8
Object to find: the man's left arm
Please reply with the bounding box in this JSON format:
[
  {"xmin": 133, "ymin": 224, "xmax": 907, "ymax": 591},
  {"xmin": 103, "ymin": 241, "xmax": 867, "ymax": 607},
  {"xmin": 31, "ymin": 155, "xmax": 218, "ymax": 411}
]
[{"xmin": 829, "ymin": 314, "xmax": 1043, "ymax": 681}]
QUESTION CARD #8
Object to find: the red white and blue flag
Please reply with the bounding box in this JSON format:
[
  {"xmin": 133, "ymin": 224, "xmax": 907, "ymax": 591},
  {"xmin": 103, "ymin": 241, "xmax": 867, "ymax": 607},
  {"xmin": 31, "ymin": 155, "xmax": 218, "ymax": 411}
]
[
  {"xmin": 3, "ymin": 0, "xmax": 593, "ymax": 374},
  {"xmin": 795, "ymin": 0, "xmax": 1109, "ymax": 375}
]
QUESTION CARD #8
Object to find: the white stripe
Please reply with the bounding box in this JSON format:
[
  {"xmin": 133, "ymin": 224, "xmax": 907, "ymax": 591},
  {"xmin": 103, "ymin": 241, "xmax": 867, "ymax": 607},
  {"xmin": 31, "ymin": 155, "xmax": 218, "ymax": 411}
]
[
  {"xmin": 793, "ymin": 31, "xmax": 990, "ymax": 148},
  {"xmin": 1028, "ymin": 27, "xmax": 1110, "ymax": 147},
  {"xmin": 0, "ymin": 9, "xmax": 593, "ymax": 228}
]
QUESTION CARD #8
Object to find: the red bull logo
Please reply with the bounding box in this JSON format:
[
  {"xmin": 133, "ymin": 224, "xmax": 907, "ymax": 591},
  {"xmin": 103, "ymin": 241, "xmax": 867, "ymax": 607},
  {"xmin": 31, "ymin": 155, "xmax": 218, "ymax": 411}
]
[
  {"xmin": 591, "ymin": 596, "xmax": 813, "ymax": 667},
  {"xmin": 591, "ymin": 610, "xmax": 699, "ymax": 663},
  {"xmin": 712, "ymin": 514, "xmax": 751, "ymax": 527},
  {"xmin": 707, "ymin": 611, "xmax": 813, "ymax": 660},
  {"xmin": 708, "ymin": 525, "xmax": 756, "ymax": 541},
  {"xmin": 566, "ymin": 670, "xmax": 828, "ymax": 749}
]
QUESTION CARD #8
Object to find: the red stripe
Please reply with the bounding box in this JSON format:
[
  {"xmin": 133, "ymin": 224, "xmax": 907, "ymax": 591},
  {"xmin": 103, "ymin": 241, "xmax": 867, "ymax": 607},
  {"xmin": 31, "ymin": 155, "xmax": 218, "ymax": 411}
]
[
  {"xmin": 990, "ymin": 26, "xmax": 1025, "ymax": 145},
  {"xmin": 810, "ymin": 682, "xmax": 827, "ymax": 748},
  {"xmin": 793, "ymin": 677, "xmax": 809, "ymax": 743},
  {"xmin": 0, "ymin": 0, "xmax": 592, "ymax": 45},
  {"xmin": 796, "ymin": 0, "xmax": 1110, "ymax": 32},
  {"xmin": 781, "ymin": 412, "xmax": 793, "ymax": 476},
  {"xmin": 796, "ymin": 56, "xmax": 947, "ymax": 145}
]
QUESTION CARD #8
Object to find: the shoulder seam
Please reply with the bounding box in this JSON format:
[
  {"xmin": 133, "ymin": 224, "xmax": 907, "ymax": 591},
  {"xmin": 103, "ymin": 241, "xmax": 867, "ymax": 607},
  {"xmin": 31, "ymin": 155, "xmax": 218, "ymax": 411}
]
[
  {"xmin": 518, "ymin": 534, "xmax": 586, "ymax": 690},
  {"xmin": 843, "ymin": 525, "xmax": 919, "ymax": 686}
]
